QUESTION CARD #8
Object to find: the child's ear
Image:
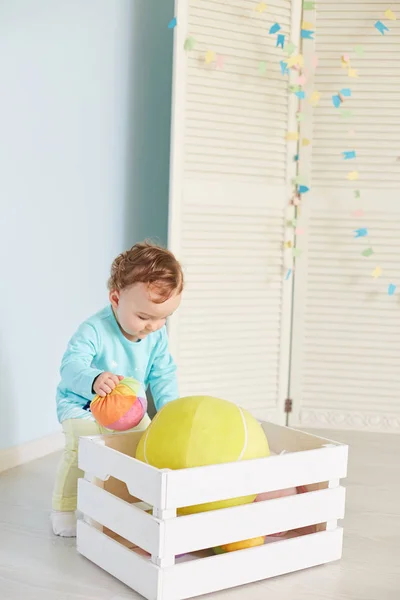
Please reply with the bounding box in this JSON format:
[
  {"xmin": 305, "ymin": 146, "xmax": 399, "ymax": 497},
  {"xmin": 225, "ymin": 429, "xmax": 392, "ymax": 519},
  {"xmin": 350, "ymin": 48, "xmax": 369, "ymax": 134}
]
[{"xmin": 109, "ymin": 289, "xmax": 120, "ymax": 309}]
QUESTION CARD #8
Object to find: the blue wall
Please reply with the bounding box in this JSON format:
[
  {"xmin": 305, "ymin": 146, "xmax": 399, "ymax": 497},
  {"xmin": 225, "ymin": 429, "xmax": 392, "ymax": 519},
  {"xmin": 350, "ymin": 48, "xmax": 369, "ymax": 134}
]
[{"xmin": 0, "ymin": 0, "xmax": 173, "ymax": 450}]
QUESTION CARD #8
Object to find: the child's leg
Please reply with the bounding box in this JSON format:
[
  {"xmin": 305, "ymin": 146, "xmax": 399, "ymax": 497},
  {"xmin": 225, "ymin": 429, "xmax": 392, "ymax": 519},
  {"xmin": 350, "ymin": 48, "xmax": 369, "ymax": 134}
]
[
  {"xmin": 52, "ymin": 412, "xmax": 151, "ymax": 536},
  {"xmin": 52, "ymin": 417, "xmax": 101, "ymax": 536}
]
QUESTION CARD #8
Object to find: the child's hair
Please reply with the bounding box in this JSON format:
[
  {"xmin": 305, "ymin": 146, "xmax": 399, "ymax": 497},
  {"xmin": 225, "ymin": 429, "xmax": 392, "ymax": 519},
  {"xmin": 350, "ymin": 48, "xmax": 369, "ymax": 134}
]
[{"xmin": 108, "ymin": 241, "xmax": 184, "ymax": 303}]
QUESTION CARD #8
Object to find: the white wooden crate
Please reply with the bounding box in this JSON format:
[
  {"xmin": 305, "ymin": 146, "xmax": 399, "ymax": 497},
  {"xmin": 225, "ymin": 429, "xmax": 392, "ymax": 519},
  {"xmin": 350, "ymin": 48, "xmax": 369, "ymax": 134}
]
[{"xmin": 77, "ymin": 422, "xmax": 348, "ymax": 600}]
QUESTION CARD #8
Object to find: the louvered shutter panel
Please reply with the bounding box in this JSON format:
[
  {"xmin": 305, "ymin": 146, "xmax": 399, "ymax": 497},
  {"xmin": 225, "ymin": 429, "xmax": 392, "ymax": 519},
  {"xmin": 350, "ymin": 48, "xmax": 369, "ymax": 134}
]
[
  {"xmin": 290, "ymin": 0, "xmax": 400, "ymax": 432},
  {"xmin": 168, "ymin": 0, "xmax": 300, "ymax": 422}
]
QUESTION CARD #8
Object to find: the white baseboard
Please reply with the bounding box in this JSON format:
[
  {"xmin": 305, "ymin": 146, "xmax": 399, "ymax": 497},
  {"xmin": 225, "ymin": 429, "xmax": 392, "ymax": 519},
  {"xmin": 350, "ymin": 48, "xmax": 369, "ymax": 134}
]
[{"xmin": 0, "ymin": 431, "xmax": 64, "ymax": 473}]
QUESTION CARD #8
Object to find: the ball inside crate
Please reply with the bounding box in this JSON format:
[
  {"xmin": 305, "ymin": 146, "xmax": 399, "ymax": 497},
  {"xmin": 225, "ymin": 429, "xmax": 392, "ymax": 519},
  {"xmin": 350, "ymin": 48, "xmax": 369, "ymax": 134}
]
[
  {"xmin": 90, "ymin": 377, "xmax": 147, "ymax": 431},
  {"xmin": 136, "ymin": 395, "xmax": 270, "ymax": 515}
]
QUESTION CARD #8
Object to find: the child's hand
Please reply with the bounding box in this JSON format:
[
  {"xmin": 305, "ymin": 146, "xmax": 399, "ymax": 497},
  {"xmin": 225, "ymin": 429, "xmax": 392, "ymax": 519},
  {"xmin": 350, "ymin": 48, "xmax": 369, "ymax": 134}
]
[{"xmin": 93, "ymin": 372, "xmax": 124, "ymax": 397}]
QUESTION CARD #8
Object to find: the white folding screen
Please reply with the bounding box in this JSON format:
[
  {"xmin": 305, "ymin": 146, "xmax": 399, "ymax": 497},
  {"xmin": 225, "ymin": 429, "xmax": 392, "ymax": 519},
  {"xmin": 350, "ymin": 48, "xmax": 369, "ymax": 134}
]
[
  {"xmin": 168, "ymin": 0, "xmax": 301, "ymax": 423},
  {"xmin": 290, "ymin": 0, "xmax": 400, "ymax": 432},
  {"xmin": 168, "ymin": 0, "xmax": 400, "ymax": 433}
]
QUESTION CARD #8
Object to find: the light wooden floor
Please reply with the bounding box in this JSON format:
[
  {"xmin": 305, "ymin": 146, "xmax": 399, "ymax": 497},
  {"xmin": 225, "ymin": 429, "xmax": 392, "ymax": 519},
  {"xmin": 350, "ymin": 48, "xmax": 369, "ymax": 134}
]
[{"xmin": 0, "ymin": 429, "xmax": 399, "ymax": 600}]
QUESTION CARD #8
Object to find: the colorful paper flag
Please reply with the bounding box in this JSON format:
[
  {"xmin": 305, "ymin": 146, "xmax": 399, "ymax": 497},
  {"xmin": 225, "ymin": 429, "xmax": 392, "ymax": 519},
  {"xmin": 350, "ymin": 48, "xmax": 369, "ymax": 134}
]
[
  {"xmin": 296, "ymin": 112, "xmax": 305, "ymax": 122},
  {"xmin": 302, "ymin": 138, "xmax": 311, "ymax": 146},
  {"xmin": 296, "ymin": 227, "xmax": 305, "ymax": 235},
  {"xmin": 354, "ymin": 45, "xmax": 364, "ymax": 56},
  {"xmin": 348, "ymin": 68, "xmax": 358, "ymax": 78},
  {"xmin": 292, "ymin": 248, "xmax": 302, "ymax": 257},
  {"xmin": 310, "ymin": 90, "xmax": 321, "ymax": 104},
  {"xmin": 286, "ymin": 42, "xmax": 297, "ymax": 55},
  {"xmin": 287, "ymin": 54, "xmax": 304, "ymax": 68},
  {"xmin": 298, "ymin": 185, "xmax": 310, "ymax": 194},
  {"xmin": 362, "ymin": 248, "xmax": 373, "ymax": 257},
  {"xmin": 301, "ymin": 29, "xmax": 314, "ymax": 39},
  {"xmin": 293, "ymin": 154, "xmax": 299, "ymax": 161},
  {"xmin": 280, "ymin": 60, "xmax": 289, "ymax": 75},
  {"xmin": 340, "ymin": 88, "xmax": 352, "ymax": 97},
  {"xmin": 302, "ymin": 21, "xmax": 314, "ymax": 29},
  {"xmin": 269, "ymin": 23, "xmax": 281, "ymax": 34},
  {"xmin": 297, "ymin": 74, "xmax": 307, "ymax": 85},
  {"xmin": 256, "ymin": 2, "xmax": 267, "ymax": 12},
  {"xmin": 303, "ymin": 1, "xmax": 316, "ymax": 9},
  {"xmin": 343, "ymin": 150, "xmax": 356, "ymax": 159},
  {"xmin": 332, "ymin": 94, "xmax": 341, "ymax": 108},
  {"xmin": 384, "ymin": 9, "xmax": 396, "ymax": 20},
  {"xmin": 388, "ymin": 283, "xmax": 397, "ymax": 295},
  {"xmin": 354, "ymin": 190, "xmax": 361, "ymax": 199},
  {"xmin": 258, "ymin": 61, "xmax": 267, "ymax": 74},
  {"xmin": 276, "ymin": 34, "xmax": 285, "ymax": 48},
  {"xmin": 352, "ymin": 209, "xmax": 364, "ymax": 217},
  {"xmin": 341, "ymin": 55, "xmax": 350, "ymax": 68},
  {"xmin": 216, "ymin": 55, "xmax": 225, "ymax": 69},
  {"xmin": 375, "ymin": 20, "xmax": 389, "ymax": 34},
  {"xmin": 354, "ymin": 228, "xmax": 368, "ymax": 238},
  {"xmin": 372, "ymin": 266, "xmax": 382, "ymax": 278},
  {"xmin": 168, "ymin": 17, "xmax": 177, "ymax": 29},
  {"xmin": 184, "ymin": 36, "xmax": 196, "ymax": 51},
  {"xmin": 311, "ymin": 55, "xmax": 319, "ymax": 69},
  {"xmin": 205, "ymin": 50, "xmax": 215, "ymax": 64},
  {"xmin": 347, "ymin": 171, "xmax": 359, "ymax": 180},
  {"xmin": 295, "ymin": 90, "xmax": 305, "ymax": 99},
  {"xmin": 286, "ymin": 132, "xmax": 299, "ymax": 141},
  {"xmin": 285, "ymin": 269, "xmax": 292, "ymax": 280},
  {"xmin": 340, "ymin": 109, "xmax": 353, "ymax": 118}
]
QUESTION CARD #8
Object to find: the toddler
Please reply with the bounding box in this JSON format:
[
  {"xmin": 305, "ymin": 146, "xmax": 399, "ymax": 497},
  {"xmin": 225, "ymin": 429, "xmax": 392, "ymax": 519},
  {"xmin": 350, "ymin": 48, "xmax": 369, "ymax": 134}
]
[{"xmin": 51, "ymin": 241, "xmax": 183, "ymax": 536}]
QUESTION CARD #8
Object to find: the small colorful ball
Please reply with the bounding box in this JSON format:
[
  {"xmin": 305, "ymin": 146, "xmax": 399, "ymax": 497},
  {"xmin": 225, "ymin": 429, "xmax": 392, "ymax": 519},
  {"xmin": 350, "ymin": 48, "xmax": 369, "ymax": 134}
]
[{"xmin": 90, "ymin": 377, "xmax": 147, "ymax": 431}]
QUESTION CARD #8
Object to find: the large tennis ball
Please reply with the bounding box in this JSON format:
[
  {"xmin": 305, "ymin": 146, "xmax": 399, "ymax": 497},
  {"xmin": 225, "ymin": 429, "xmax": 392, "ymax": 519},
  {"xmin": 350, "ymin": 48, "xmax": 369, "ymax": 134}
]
[
  {"xmin": 90, "ymin": 377, "xmax": 147, "ymax": 431},
  {"xmin": 136, "ymin": 396, "xmax": 270, "ymax": 515}
]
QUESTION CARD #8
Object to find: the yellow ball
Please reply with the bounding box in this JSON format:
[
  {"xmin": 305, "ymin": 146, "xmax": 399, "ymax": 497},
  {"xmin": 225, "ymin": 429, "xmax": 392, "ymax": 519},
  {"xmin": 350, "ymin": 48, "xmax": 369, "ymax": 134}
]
[{"xmin": 136, "ymin": 396, "xmax": 270, "ymax": 515}]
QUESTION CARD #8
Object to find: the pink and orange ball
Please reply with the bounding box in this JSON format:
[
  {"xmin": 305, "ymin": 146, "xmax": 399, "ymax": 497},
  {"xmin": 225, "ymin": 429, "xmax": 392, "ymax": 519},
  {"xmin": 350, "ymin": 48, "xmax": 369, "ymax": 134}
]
[{"xmin": 90, "ymin": 377, "xmax": 147, "ymax": 431}]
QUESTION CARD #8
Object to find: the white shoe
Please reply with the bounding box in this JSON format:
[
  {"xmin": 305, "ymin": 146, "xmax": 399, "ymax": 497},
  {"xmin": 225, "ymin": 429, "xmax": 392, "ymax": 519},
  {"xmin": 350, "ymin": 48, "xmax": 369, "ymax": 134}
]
[{"xmin": 51, "ymin": 510, "xmax": 77, "ymax": 537}]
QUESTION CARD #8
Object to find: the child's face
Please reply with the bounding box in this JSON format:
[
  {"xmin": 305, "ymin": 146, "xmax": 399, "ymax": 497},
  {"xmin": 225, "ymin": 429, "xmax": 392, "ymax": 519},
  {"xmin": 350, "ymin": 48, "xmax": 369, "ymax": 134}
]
[{"xmin": 109, "ymin": 282, "xmax": 181, "ymax": 341}]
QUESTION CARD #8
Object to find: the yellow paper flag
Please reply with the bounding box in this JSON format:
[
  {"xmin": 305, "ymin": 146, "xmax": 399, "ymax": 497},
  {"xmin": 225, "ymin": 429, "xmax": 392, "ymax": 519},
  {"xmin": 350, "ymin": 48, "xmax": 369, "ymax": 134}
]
[
  {"xmin": 287, "ymin": 54, "xmax": 304, "ymax": 68},
  {"xmin": 348, "ymin": 68, "xmax": 358, "ymax": 78},
  {"xmin": 347, "ymin": 171, "xmax": 359, "ymax": 181},
  {"xmin": 256, "ymin": 2, "xmax": 267, "ymax": 12},
  {"xmin": 309, "ymin": 90, "xmax": 321, "ymax": 104},
  {"xmin": 372, "ymin": 266, "xmax": 382, "ymax": 278},
  {"xmin": 384, "ymin": 8, "xmax": 396, "ymax": 20},
  {"xmin": 302, "ymin": 21, "xmax": 314, "ymax": 29},
  {"xmin": 302, "ymin": 138, "xmax": 311, "ymax": 146},
  {"xmin": 286, "ymin": 132, "xmax": 299, "ymax": 141},
  {"xmin": 205, "ymin": 50, "xmax": 216, "ymax": 64}
]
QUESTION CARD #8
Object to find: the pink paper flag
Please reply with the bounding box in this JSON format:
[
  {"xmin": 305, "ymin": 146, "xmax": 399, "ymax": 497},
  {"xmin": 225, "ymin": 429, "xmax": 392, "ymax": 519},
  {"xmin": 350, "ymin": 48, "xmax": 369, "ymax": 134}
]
[
  {"xmin": 343, "ymin": 53, "xmax": 350, "ymax": 62},
  {"xmin": 352, "ymin": 209, "xmax": 364, "ymax": 218},
  {"xmin": 295, "ymin": 227, "xmax": 305, "ymax": 235},
  {"xmin": 311, "ymin": 55, "xmax": 318, "ymax": 69},
  {"xmin": 297, "ymin": 74, "xmax": 307, "ymax": 85},
  {"xmin": 216, "ymin": 54, "xmax": 225, "ymax": 69}
]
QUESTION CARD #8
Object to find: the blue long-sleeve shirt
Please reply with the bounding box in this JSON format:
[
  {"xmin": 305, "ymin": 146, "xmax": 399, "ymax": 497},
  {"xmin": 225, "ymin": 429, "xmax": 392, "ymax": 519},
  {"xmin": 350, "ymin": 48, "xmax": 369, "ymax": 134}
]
[{"xmin": 56, "ymin": 305, "xmax": 179, "ymax": 422}]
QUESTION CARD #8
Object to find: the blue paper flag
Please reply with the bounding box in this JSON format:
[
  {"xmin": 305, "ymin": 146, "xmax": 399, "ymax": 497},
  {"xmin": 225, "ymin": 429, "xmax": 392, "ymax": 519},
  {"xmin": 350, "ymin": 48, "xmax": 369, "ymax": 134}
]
[
  {"xmin": 168, "ymin": 16, "xmax": 177, "ymax": 29},
  {"xmin": 388, "ymin": 283, "xmax": 397, "ymax": 296},
  {"xmin": 270, "ymin": 23, "xmax": 281, "ymax": 34},
  {"xmin": 295, "ymin": 91, "xmax": 305, "ymax": 99},
  {"xmin": 354, "ymin": 228, "xmax": 368, "ymax": 238},
  {"xmin": 294, "ymin": 154, "xmax": 299, "ymax": 161},
  {"xmin": 332, "ymin": 94, "xmax": 341, "ymax": 108},
  {"xmin": 340, "ymin": 88, "xmax": 352, "ymax": 97},
  {"xmin": 276, "ymin": 34, "xmax": 285, "ymax": 48},
  {"xmin": 343, "ymin": 150, "xmax": 356, "ymax": 160},
  {"xmin": 375, "ymin": 20, "xmax": 389, "ymax": 35},
  {"xmin": 285, "ymin": 269, "xmax": 292, "ymax": 280},
  {"xmin": 280, "ymin": 60, "xmax": 289, "ymax": 75},
  {"xmin": 301, "ymin": 29, "xmax": 314, "ymax": 39},
  {"xmin": 298, "ymin": 185, "xmax": 310, "ymax": 194}
]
